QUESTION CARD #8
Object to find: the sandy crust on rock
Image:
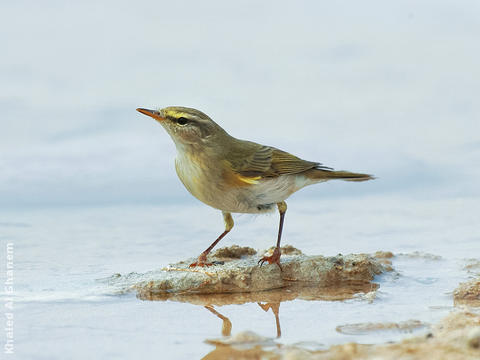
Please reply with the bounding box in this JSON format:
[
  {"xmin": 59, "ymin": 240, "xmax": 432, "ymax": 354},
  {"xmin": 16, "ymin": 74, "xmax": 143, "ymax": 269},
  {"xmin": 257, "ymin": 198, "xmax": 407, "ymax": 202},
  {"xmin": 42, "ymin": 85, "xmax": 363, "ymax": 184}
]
[
  {"xmin": 454, "ymin": 279, "xmax": 480, "ymax": 307},
  {"xmin": 125, "ymin": 246, "xmax": 388, "ymax": 296}
]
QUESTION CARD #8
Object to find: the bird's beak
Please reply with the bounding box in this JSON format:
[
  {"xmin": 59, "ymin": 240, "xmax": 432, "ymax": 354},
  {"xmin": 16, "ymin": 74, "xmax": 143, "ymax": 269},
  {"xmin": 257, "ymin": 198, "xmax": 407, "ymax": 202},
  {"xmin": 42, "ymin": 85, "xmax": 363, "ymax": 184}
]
[{"xmin": 136, "ymin": 108, "xmax": 165, "ymax": 122}]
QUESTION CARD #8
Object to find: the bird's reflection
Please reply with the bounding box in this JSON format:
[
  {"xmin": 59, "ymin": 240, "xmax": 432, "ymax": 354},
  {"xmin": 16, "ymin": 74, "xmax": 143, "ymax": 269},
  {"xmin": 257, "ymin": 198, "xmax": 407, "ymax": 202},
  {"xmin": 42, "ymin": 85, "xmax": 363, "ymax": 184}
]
[
  {"xmin": 257, "ymin": 302, "xmax": 281, "ymax": 338},
  {"xmin": 204, "ymin": 302, "xmax": 281, "ymax": 338},
  {"xmin": 204, "ymin": 305, "xmax": 233, "ymax": 337},
  {"xmin": 139, "ymin": 280, "xmax": 377, "ymax": 339}
]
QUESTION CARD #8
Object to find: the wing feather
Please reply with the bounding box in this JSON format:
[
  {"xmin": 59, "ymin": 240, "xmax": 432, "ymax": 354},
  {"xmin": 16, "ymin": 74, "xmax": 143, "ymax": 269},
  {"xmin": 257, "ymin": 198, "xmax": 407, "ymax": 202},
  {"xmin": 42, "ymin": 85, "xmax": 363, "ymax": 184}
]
[{"xmin": 227, "ymin": 141, "xmax": 330, "ymax": 178}]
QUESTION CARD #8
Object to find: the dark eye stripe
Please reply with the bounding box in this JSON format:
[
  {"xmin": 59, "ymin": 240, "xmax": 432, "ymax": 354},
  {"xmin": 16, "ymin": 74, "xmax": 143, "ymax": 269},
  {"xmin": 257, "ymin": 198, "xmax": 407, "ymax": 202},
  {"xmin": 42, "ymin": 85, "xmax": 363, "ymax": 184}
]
[{"xmin": 177, "ymin": 117, "xmax": 188, "ymax": 125}]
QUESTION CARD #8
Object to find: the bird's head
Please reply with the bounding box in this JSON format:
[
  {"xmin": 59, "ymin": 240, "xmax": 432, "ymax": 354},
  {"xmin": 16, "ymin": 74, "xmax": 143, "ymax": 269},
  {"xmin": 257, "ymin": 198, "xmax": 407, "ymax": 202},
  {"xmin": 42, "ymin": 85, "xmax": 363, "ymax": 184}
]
[{"xmin": 136, "ymin": 106, "xmax": 226, "ymax": 150}]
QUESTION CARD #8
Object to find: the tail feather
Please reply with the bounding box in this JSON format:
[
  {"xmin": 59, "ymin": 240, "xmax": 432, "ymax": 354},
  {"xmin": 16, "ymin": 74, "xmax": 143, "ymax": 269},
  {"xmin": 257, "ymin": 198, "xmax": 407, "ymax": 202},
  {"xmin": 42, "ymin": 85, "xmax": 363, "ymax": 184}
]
[{"xmin": 306, "ymin": 169, "xmax": 374, "ymax": 182}]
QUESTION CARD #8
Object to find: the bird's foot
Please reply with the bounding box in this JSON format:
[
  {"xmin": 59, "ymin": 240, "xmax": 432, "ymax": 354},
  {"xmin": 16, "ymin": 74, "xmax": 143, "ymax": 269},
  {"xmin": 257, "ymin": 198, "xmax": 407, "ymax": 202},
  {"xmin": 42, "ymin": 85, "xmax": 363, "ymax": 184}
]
[
  {"xmin": 189, "ymin": 261, "xmax": 224, "ymax": 267},
  {"xmin": 189, "ymin": 261, "xmax": 211, "ymax": 268},
  {"xmin": 189, "ymin": 253, "xmax": 224, "ymax": 268},
  {"xmin": 189, "ymin": 253, "xmax": 208, "ymax": 268},
  {"xmin": 258, "ymin": 247, "xmax": 282, "ymax": 270}
]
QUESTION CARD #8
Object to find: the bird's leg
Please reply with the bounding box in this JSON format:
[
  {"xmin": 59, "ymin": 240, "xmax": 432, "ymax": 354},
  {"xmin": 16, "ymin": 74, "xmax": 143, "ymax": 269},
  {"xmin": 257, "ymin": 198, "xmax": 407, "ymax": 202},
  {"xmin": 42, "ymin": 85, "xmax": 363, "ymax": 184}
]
[
  {"xmin": 189, "ymin": 212, "xmax": 234, "ymax": 267},
  {"xmin": 257, "ymin": 302, "xmax": 281, "ymax": 338},
  {"xmin": 258, "ymin": 201, "xmax": 287, "ymax": 270},
  {"xmin": 204, "ymin": 305, "xmax": 232, "ymax": 336}
]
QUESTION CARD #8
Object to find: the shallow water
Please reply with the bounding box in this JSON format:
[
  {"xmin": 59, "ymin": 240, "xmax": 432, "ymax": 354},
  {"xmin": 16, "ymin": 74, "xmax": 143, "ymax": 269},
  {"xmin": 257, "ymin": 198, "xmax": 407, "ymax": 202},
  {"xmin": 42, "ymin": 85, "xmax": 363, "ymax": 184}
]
[
  {"xmin": 1, "ymin": 195, "xmax": 478, "ymax": 359},
  {"xmin": 2, "ymin": 1, "xmax": 479, "ymax": 358}
]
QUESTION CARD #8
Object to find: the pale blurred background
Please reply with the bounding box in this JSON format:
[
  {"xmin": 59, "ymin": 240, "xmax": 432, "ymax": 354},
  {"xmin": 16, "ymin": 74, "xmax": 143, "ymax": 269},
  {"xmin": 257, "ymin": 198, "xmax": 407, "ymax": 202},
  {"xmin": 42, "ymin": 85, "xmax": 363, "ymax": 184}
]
[
  {"xmin": 2, "ymin": 0, "xmax": 479, "ymax": 208},
  {"xmin": 1, "ymin": 1, "xmax": 480, "ymax": 359}
]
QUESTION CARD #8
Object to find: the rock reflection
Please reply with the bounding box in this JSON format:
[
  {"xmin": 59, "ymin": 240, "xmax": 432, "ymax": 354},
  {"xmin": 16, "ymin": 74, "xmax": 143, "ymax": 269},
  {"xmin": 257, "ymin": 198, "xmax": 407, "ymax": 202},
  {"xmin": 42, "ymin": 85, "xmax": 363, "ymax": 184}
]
[{"xmin": 138, "ymin": 281, "xmax": 378, "ymax": 339}]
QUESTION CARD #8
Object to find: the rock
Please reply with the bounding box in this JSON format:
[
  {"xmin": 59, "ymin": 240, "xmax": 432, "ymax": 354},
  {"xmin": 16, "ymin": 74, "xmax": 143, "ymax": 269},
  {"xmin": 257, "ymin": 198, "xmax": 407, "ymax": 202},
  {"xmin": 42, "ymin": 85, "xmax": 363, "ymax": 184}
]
[
  {"xmin": 464, "ymin": 259, "xmax": 480, "ymax": 275},
  {"xmin": 321, "ymin": 311, "xmax": 480, "ymax": 359},
  {"xmin": 454, "ymin": 279, "xmax": 480, "ymax": 307},
  {"xmin": 205, "ymin": 330, "xmax": 275, "ymax": 348},
  {"xmin": 373, "ymin": 250, "xmax": 394, "ymax": 259},
  {"xmin": 467, "ymin": 327, "xmax": 480, "ymax": 349},
  {"xmin": 336, "ymin": 319, "xmax": 426, "ymax": 335},
  {"xmin": 108, "ymin": 246, "xmax": 388, "ymax": 297},
  {"xmin": 211, "ymin": 245, "xmax": 257, "ymax": 259},
  {"xmin": 372, "ymin": 251, "xmax": 394, "ymax": 271},
  {"xmin": 266, "ymin": 244, "xmax": 303, "ymax": 256},
  {"xmin": 397, "ymin": 251, "xmax": 442, "ymax": 260},
  {"xmin": 201, "ymin": 310, "xmax": 480, "ymax": 360},
  {"xmin": 284, "ymin": 347, "xmax": 313, "ymax": 360}
]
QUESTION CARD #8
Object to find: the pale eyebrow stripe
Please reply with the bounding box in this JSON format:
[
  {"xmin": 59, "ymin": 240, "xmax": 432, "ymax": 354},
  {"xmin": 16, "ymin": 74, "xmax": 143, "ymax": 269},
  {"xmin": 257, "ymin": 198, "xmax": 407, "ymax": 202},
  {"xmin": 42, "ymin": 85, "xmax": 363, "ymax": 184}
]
[{"xmin": 166, "ymin": 111, "xmax": 200, "ymax": 122}]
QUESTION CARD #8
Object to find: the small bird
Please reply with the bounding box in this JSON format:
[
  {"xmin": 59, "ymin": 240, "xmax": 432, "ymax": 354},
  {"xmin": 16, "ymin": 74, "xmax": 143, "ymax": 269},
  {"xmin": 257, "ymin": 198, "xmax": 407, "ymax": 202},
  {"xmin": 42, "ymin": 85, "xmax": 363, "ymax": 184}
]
[{"xmin": 136, "ymin": 106, "xmax": 373, "ymax": 268}]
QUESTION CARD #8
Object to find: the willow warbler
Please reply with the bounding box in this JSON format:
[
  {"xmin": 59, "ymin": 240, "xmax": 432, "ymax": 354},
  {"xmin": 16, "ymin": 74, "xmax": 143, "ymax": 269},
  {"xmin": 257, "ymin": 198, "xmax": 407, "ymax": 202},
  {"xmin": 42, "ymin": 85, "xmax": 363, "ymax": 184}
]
[{"xmin": 137, "ymin": 106, "xmax": 373, "ymax": 268}]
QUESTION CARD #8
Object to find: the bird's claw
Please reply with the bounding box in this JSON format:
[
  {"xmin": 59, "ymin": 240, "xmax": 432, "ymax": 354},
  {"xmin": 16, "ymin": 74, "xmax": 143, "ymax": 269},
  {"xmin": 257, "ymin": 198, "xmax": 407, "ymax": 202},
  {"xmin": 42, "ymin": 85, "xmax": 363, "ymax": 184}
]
[
  {"xmin": 258, "ymin": 248, "xmax": 282, "ymax": 271},
  {"xmin": 189, "ymin": 258, "xmax": 224, "ymax": 268},
  {"xmin": 189, "ymin": 261, "xmax": 211, "ymax": 268}
]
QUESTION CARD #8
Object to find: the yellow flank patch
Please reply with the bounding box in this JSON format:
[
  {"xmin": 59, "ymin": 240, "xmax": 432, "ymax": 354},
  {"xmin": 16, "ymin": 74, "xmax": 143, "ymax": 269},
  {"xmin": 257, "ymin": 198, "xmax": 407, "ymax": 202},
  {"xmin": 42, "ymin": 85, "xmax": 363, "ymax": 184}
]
[
  {"xmin": 221, "ymin": 160, "xmax": 262, "ymax": 187},
  {"xmin": 238, "ymin": 175, "xmax": 261, "ymax": 185}
]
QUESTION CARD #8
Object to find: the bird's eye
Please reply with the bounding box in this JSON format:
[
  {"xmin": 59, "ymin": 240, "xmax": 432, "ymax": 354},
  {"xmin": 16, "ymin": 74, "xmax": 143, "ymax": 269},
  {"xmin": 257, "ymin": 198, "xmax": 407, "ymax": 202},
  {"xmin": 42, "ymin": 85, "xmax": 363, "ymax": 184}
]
[{"xmin": 177, "ymin": 117, "xmax": 189, "ymax": 125}]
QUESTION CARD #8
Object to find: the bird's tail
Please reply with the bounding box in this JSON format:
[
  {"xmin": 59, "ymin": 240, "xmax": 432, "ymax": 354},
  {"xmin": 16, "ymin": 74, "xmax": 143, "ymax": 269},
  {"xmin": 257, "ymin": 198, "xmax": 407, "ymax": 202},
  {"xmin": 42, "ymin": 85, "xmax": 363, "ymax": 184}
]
[{"xmin": 305, "ymin": 168, "xmax": 374, "ymax": 182}]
